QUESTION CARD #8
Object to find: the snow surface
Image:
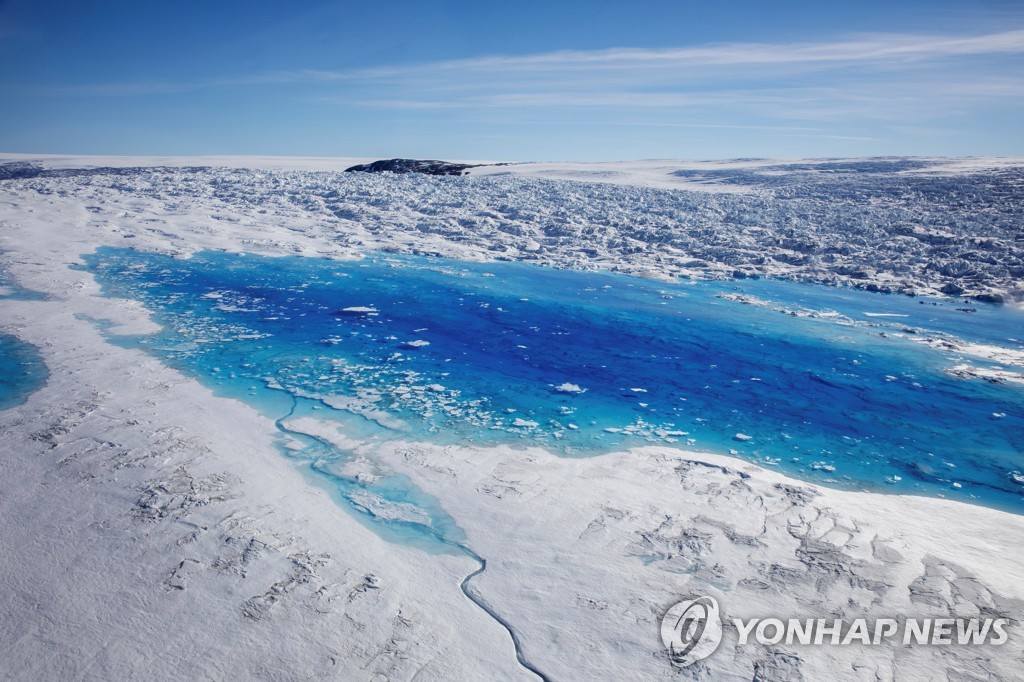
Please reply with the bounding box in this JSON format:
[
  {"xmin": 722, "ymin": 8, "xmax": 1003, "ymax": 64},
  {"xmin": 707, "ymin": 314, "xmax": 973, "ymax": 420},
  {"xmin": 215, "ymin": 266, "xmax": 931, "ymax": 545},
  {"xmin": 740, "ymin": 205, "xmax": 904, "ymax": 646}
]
[
  {"xmin": 1, "ymin": 156, "xmax": 1023, "ymax": 680},
  {"xmin": 4, "ymin": 154, "xmax": 1022, "ymax": 302}
]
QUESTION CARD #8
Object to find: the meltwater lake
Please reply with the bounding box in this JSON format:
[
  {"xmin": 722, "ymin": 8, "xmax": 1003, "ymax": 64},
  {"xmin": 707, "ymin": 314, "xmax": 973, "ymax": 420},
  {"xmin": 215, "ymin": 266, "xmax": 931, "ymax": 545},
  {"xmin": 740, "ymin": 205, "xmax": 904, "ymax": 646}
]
[
  {"xmin": 0, "ymin": 334, "xmax": 47, "ymax": 413},
  {"xmin": 0, "ymin": 267, "xmax": 48, "ymax": 412},
  {"xmin": 84, "ymin": 248, "xmax": 1024, "ymax": 518}
]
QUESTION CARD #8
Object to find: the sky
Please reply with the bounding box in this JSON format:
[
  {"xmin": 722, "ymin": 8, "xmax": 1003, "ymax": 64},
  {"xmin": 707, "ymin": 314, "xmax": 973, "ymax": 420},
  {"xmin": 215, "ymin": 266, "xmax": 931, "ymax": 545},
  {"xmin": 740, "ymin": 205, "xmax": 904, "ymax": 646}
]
[{"xmin": 1, "ymin": 0, "xmax": 1023, "ymax": 161}]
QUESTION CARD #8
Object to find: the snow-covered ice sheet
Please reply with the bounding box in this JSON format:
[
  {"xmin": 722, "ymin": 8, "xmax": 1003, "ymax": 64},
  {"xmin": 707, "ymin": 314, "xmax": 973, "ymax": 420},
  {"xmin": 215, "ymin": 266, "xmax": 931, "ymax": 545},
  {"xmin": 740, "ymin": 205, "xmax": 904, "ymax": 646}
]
[
  {"xmin": 3, "ymin": 154, "xmax": 1024, "ymax": 301},
  {"xmin": 1, "ymin": 157, "xmax": 1023, "ymax": 680}
]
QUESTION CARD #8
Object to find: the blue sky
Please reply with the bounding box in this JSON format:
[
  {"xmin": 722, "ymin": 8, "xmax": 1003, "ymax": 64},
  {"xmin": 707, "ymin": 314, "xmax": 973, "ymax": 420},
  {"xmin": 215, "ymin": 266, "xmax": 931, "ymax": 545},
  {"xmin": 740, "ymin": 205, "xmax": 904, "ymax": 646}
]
[{"xmin": 1, "ymin": 0, "xmax": 1023, "ymax": 160}]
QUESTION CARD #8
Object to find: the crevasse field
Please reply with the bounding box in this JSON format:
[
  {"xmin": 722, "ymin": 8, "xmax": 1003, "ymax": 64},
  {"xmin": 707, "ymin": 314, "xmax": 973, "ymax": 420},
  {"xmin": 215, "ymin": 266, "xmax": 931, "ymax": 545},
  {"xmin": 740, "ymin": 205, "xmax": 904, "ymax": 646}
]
[{"xmin": 1, "ymin": 156, "xmax": 1023, "ymax": 680}]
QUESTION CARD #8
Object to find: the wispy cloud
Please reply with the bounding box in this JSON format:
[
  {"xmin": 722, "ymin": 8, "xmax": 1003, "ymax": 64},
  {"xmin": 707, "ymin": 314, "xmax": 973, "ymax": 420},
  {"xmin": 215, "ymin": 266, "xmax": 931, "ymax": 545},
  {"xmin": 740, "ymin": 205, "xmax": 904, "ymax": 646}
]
[
  {"xmin": 355, "ymin": 28, "xmax": 1024, "ymax": 75},
  {"xmin": 33, "ymin": 28, "xmax": 1024, "ymax": 142},
  {"xmin": 40, "ymin": 28, "xmax": 1024, "ymax": 96},
  {"xmin": 341, "ymin": 29, "xmax": 1024, "ymax": 119}
]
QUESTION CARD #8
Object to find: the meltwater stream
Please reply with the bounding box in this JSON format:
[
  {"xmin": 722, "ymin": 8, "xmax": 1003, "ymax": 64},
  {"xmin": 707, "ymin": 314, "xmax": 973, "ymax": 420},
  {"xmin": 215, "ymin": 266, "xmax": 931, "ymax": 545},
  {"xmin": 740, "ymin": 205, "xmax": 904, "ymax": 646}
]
[{"xmin": 82, "ymin": 247, "xmax": 1024, "ymax": 531}]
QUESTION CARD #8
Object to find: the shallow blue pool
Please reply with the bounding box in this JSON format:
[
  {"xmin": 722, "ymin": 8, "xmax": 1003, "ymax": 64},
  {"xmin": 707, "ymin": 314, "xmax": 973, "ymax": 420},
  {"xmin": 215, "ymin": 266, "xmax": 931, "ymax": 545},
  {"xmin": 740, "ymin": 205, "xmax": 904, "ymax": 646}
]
[
  {"xmin": 83, "ymin": 248, "xmax": 1024, "ymax": 517},
  {"xmin": 0, "ymin": 334, "xmax": 47, "ymax": 412}
]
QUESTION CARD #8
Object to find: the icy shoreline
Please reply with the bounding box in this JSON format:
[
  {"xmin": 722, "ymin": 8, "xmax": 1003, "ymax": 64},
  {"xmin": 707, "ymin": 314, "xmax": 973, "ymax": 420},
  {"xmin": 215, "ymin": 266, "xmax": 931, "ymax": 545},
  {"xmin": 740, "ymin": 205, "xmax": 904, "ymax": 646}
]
[{"xmin": 2, "ymin": 159, "xmax": 1023, "ymax": 679}]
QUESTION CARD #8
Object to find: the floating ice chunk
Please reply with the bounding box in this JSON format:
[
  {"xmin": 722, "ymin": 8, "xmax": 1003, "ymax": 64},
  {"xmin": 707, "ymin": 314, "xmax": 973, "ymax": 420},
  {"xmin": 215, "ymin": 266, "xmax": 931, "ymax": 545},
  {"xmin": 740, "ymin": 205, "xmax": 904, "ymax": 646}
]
[
  {"xmin": 512, "ymin": 418, "xmax": 538, "ymax": 428},
  {"xmin": 992, "ymin": 412, "xmax": 1006, "ymax": 418},
  {"xmin": 336, "ymin": 306, "xmax": 378, "ymax": 315},
  {"xmin": 348, "ymin": 491, "xmax": 432, "ymax": 526},
  {"xmin": 810, "ymin": 461, "xmax": 836, "ymax": 472},
  {"xmin": 733, "ymin": 433, "xmax": 752, "ymax": 442},
  {"xmin": 885, "ymin": 475, "xmax": 903, "ymax": 484},
  {"xmin": 630, "ymin": 387, "xmax": 648, "ymax": 393},
  {"xmin": 555, "ymin": 382, "xmax": 586, "ymax": 394},
  {"xmin": 402, "ymin": 339, "xmax": 430, "ymax": 349},
  {"xmin": 604, "ymin": 427, "xmax": 622, "ymax": 433},
  {"xmin": 1009, "ymin": 471, "xmax": 1024, "ymax": 486}
]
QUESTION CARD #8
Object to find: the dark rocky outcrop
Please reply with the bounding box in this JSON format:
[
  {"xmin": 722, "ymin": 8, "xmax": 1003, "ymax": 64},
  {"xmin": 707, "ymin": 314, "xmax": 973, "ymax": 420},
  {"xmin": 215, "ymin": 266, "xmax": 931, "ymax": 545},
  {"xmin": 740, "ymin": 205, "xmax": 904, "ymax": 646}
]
[{"xmin": 344, "ymin": 159, "xmax": 480, "ymax": 176}]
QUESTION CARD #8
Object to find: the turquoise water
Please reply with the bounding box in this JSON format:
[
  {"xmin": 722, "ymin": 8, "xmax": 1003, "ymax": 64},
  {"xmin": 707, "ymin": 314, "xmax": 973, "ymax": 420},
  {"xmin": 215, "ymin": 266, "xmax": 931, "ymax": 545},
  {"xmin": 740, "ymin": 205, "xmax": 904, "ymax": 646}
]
[
  {"xmin": 82, "ymin": 248, "xmax": 1024, "ymax": 524},
  {"xmin": 0, "ymin": 263, "xmax": 50, "ymax": 411},
  {"xmin": 0, "ymin": 334, "xmax": 47, "ymax": 411},
  {"xmin": 0, "ymin": 263, "xmax": 48, "ymax": 301}
]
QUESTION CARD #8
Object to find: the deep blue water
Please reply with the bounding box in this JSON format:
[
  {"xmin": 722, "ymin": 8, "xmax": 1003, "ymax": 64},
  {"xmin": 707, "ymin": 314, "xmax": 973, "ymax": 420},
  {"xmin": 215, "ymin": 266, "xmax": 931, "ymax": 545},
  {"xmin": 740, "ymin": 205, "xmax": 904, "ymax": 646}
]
[
  {"xmin": 0, "ymin": 334, "xmax": 47, "ymax": 412},
  {"xmin": 82, "ymin": 248, "xmax": 1024, "ymax": 525}
]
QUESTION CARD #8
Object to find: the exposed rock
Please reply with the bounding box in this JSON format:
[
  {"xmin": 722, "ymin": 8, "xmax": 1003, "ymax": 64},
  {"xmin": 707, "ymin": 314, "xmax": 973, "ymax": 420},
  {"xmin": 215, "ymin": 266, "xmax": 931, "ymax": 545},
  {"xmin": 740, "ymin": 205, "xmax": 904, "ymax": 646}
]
[{"xmin": 345, "ymin": 158, "xmax": 481, "ymax": 176}]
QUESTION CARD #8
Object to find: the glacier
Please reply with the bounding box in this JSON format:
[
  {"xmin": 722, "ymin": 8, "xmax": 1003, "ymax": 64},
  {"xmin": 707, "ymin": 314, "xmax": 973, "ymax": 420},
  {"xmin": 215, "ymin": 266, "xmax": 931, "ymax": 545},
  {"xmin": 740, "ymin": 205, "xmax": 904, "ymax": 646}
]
[{"xmin": 1, "ymin": 155, "xmax": 1023, "ymax": 681}]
